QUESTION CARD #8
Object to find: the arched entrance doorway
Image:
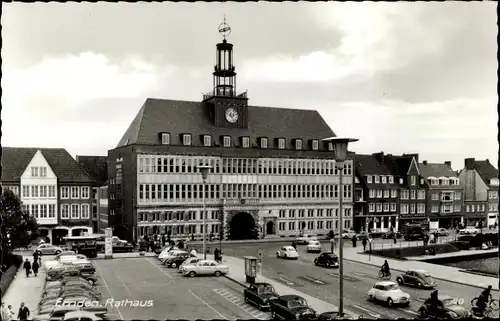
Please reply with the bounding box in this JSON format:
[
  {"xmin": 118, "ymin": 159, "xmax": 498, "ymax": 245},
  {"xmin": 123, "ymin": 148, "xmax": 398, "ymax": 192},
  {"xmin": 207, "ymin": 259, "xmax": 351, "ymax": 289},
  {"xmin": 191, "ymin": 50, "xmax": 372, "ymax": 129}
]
[
  {"xmin": 266, "ymin": 221, "xmax": 275, "ymax": 235},
  {"xmin": 229, "ymin": 212, "xmax": 256, "ymax": 240}
]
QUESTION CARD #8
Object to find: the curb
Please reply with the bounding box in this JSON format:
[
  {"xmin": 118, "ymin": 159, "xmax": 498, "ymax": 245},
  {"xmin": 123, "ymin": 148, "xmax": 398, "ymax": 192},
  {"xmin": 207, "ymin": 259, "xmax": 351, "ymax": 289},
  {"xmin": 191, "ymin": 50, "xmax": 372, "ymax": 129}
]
[{"xmin": 343, "ymin": 257, "xmax": 499, "ymax": 291}]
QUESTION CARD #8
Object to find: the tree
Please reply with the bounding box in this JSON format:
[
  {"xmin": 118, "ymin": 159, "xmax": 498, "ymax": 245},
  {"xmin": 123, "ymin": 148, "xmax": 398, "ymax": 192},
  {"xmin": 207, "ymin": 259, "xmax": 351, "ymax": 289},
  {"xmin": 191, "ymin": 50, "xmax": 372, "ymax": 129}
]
[{"xmin": 1, "ymin": 189, "xmax": 39, "ymax": 252}]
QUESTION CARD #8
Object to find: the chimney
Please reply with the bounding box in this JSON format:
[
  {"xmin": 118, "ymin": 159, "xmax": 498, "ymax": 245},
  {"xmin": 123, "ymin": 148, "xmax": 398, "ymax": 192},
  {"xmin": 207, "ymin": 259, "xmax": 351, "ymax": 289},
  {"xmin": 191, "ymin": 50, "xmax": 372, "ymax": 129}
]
[
  {"xmin": 486, "ymin": 159, "xmax": 490, "ymax": 163},
  {"xmin": 465, "ymin": 158, "xmax": 475, "ymax": 170},
  {"xmin": 423, "ymin": 160, "xmax": 428, "ymax": 165},
  {"xmin": 444, "ymin": 161, "xmax": 451, "ymax": 167}
]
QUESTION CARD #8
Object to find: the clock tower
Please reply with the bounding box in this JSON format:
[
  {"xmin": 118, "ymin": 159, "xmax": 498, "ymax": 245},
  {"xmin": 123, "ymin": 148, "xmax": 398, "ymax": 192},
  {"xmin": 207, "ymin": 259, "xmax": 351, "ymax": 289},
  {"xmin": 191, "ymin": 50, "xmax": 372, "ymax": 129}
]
[{"xmin": 202, "ymin": 17, "xmax": 249, "ymax": 128}]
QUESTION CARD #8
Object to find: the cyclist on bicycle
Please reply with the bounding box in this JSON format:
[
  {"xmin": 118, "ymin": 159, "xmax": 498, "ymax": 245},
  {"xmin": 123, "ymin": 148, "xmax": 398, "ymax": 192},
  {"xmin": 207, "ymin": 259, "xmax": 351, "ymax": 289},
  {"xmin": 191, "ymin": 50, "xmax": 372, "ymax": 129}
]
[
  {"xmin": 381, "ymin": 260, "xmax": 390, "ymax": 277},
  {"xmin": 475, "ymin": 285, "xmax": 493, "ymax": 315}
]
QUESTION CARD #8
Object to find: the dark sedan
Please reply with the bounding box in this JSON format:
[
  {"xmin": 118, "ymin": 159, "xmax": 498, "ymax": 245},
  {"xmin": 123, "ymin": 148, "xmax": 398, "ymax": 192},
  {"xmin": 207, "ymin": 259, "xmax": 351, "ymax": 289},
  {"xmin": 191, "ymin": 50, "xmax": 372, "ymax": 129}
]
[
  {"xmin": 164, "ymin": 252, "xmax": 191, "ymax": 268},
  {"xmin": 243, "ymin": 282, "xmax": 279, "ymax": 310},
  {"xmin": 316, "ymin": 311, "xmax": 360, "ymax": 320},
  {"xmin": 382, "ymin": 231, "xmax": 402, "ymax": 239},
  {"xmin": 418, "ymin": 295, "xmax": 471, "ymax": 319},
  {"xmin": 314, "ymin": 252, "xmax": 339, "ymax": 268},
  {"xmin": 396, "ymin": 269, "xmax": 436, "ymax": 289},
  {"xmin": 270, "ymin": 295, "xmax": 317, "ymax": 320}
]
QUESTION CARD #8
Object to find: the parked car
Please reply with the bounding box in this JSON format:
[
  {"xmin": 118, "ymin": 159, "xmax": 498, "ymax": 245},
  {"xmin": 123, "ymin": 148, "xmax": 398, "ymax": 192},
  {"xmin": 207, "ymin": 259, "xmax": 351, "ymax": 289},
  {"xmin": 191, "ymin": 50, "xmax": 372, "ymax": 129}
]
[
  {"xmin": 53, "ymin": 251, "xmax": 77, "ymax": 259},
  {"xmin": 270, "ymin": 295, "xmax": 317, "ymax": 320},
  {"xmin": 396, "ymin": 269, "xmax": 436, "ymax": 289},
  {"xmin": 313, "ymin": 252, "xmax": 339, "ymax": 268},
  {"xmin": 316, "ymin": 311, "xmax": 358, "ymax": 320},
  {"xmin": 33, "ymin": 305, "xmax": 107, "ymax": 321},
  {"xmin": 178, "ymin": 257, "xmax": 202, "ymax": 273},
  {"xmin": 382, "ymin": 231, "xmax": 402, "ymax": 239},
  {"xmin": 46, "ymin": 269, "xmax": 97, "ymax": 284},
  {"xmin": 164, "ymin": 252, "xmax": 191, "ymax": 268},
  {"xmin": 342, "ymin": 230, "xmax": 356, "ymax": 239},
  {"xmin": 306, "ymin": 240, "xmax": 322, "ymax": 253},
  {"xmin": 159, "ymin": 249, "xmax": 184, "ymax": 263},
  {"xmin": 295, "ymin": 234, "xmax": 318, "ymax": 245},
  {"xmin": 63, "ymin": 310, "xmax": 103, "ymax": 321},
  {"xmin": 243, "ymin": 282, "xmax": 279, "ymax": 310},
  {"xmin": 276, "ymin": 246, "xmax": 299, "ymax": 259},
  {"xmin": 45, "ymin": 254, "xmax": 88, "ymax": 270},
  {"xmin": 182, "ymin": 260, "xmax": 229, "ymax": 277},
  {"xmin": 418, "ymin": 295, "xmax": 471, "ymax": 319},
  {"xmin": 459, "ymin": 226, "xmax": 480, "ymax": 235},
  {"xmin": 35, "ymin": 244, "xmax": 63, "ymax": 255},
  {"xmin": 367, "ymin": 281, "xmax": 411, "ymax": 307},
  {"xmin": 369, "ymin": 229, "xmax": 384, "ymax": 238},
  {"xmin": 433, "ymin": 228, "xmax": 450, "ymax": 236}
]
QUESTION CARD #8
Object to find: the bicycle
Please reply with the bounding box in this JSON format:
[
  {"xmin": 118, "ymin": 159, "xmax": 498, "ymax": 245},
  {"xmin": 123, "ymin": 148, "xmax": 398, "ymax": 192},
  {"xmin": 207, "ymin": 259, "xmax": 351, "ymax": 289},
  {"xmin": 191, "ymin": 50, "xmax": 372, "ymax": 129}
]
[
  {"xmin": 378, "ymin": 269, "xmax": 391, "ymax": 280},
  {"xmin": 471, "ymin": 297, "xmax": 499, "ymax": 312}
]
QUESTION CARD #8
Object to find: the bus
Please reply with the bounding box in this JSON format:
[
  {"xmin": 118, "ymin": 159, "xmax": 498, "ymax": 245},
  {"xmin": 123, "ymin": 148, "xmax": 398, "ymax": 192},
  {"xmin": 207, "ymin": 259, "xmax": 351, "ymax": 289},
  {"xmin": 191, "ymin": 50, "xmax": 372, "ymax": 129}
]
[
  {"xmin": 63, "ymin": 236, "xmax": 99, "ymax": 258},
  {"xmin": 402, "ymin": 223, "xmax": 426, "ymax": 241}
]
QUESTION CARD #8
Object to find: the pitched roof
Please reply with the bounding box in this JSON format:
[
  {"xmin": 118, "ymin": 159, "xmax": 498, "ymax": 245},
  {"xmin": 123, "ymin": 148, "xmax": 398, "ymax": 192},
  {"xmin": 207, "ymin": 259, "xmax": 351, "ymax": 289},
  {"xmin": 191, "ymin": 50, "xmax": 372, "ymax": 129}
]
[
  {"xmin": 355, "ymin": 154, "xmax": 393, "ymax": 176},
  {"xmin": 1, "ymin": 147, "xmax": 95, "ymax": 183},
  {"xmin": 383, "ymin": 155, "xmax": 414, "ymax": 178},
  {"xmin": 418, "ymin": 163, "xmax": 457, "ymax": 178},
  {"xmin": 116, "ymin": 98, "xmax": 335, "ymax": 148},
  {"xmin": 474, "ymin": 160, "xmax": 498, "ymax": 184},
  {"xmin": 75, "ymin": 155, "xmax": 108, "ymax": 186}
]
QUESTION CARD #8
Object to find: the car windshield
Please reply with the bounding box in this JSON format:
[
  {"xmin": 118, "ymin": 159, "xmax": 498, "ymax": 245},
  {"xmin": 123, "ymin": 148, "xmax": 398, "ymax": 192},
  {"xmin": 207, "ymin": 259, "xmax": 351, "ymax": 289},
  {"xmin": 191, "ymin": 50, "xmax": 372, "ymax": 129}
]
[
  {"xmin": 257, "ymin": 285, "xmax": 274, "ymax": 294},
  {"xmin": 288, "ymin": 298, "xmax": 307, "ymax": 308},
  {"xmin": 384, "ymin": 284, "xmax": 400, "ymax": 291}
]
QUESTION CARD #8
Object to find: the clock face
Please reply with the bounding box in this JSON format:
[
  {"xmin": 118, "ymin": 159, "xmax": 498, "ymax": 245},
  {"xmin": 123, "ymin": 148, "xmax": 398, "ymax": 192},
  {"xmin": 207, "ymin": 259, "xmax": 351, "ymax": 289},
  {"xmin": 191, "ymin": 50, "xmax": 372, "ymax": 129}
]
[{"xmin": 225, "ymin": 108, "xmax": 238, "ymax": 123}]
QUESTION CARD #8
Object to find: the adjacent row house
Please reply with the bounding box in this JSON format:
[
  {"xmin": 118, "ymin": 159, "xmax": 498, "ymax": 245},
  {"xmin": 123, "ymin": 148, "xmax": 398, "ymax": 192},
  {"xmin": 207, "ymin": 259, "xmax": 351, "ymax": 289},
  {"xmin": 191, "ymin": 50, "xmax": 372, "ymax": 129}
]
[{"xmin": 1, "ymin": 147, "xmax": 95, "ymax": 244}]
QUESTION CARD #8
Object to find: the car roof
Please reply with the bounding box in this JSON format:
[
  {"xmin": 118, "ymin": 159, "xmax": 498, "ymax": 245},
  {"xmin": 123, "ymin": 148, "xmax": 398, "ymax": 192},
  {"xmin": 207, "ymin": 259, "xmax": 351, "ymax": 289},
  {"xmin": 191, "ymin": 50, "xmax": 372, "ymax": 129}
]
[
  {"xmin": 280, "ymin": 294, "xmax": 305, "ymax": 301},
  {"xmin": 376, "ymin": 281, "xmax": 397, "ymax": 286},
  {"xmin": 253, "ymin": 282, "xmax": 272, "ymax": 287},
  {"xmin": 283, "ymin": 246, "xmax": 295, "ymax": 250},
  {"xmin": 438, "ymin": 295, "xmax": 454, "ymax": 300},
  {"xmin": 408, "ymin": 269, "xmax": 428, "ymax": 274}
]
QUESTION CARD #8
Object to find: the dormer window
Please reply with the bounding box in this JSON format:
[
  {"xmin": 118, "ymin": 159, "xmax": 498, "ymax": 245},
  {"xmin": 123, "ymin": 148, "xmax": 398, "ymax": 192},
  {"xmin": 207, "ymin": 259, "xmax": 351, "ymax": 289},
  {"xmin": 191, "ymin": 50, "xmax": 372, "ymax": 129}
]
[
  {"xmin": 222, "ymin": 136, "xmax": 231, "ymax": 147},
  {"xmin": 326, "ymin": 142, "xmax": 334, "ymax": 151},
  {"xmin": 161, "ymin": 133, "xmax": 171, "ymax": 145},
  {"xmin": 241, "ymin": 136, "xmax": 250, "ymax": 148},
  {"xmin": 399, "ymin": 178, "xmax": 404, "ymax": 184},
  {"xmin": 366, "ymin": 175, "xmax": 373, "ymax": 183},
  {"xmin": 203, "ymin": 135, "xmax": 212, "ymax": 147},
  {"xmin": 490, "ymin": 178, "xmax": 499, "ymax": 186},
  {"xmin": 311, "ymin": 139, "xmax": 319, "ymax": 150},
  {"xmin": 431, "ymin": 179, "xmax": 438, "ymax": 185},
  {"xmin": 374, "ymin": 176, "xmax": 380, "ymax": 184},
  {"xmin": 260, "ymin": 137, "xmax": 268, "ymax": 149},
  {"xmin": 388, "ymin": 176, "xmax": 394, "ymax": 184},
  {"xmin": 295, "ymin": 139, "xmax": 303, "ymax": 150},
  {"xmin": 420, "ymin": 178, "xmax": 424, "ymax": 185},
  {"xmin": 277, "ymin": 138, "xmax": 285, "ymax": 149},
  {"xmin": 381, "ymin": 176, "xmax": 387, "ymax": 184},
  {"xmin": 182, "ymin": 134, "xmax": 191, "ymax": 146}
]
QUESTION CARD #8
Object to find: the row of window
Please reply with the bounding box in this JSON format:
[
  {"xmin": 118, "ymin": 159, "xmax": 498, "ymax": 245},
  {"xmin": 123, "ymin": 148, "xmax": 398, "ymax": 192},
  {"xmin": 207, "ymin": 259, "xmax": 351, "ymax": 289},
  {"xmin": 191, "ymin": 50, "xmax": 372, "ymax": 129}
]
[
  {"xmin": 22, "ymin": 185, "xmax": 57, "ymax": 198},
  {"xmin": 23, "ymin": 204, "xmax": 91, "ymax": 219},
  {"xmin": 400, "ymin": 190, "xmax": 426, "ymax": 200},
  {"xmin": 277, "ymin": 208, "xmax": 352, "ymax": 218},
  {"xmin": 465, "ymin": 203, "xmax": 499, "ymax": 212},
  {"xmin": 138, "ymin": 156, "xmax": 353, "ymax": 176},
  {"xmin": 60, "ymin": 186, "xmax": 90, "ymax": 199},
  {"xmin": 139, "ymin": 223, "xmax": 220, "ymax": 236},
  {"xmin": 138, "ymin": 184, "xmax": 353, "ymax": 201},
  {"xmin": 432, "ymin": 204, "xmax": 462, "ymax": 213},
  {"xmin": 160, "ymin": 132, "xmax": 335, "ymax": 151},
  {"xmin": 22, "ymin": 204, "xmax": 56, "ymax": 219},
  {"xmin": 400, "ymin": 204, "xmax": 426, "ymax": 214},
  {"xmin": 488, "ymin": 191, "xmax": 499, "ymax": 199},
  {"xmin": 31, "ymin": 166, "xmax": 48, "ymax": 178},
  {"xmin": 431, "ymin": 191, "xmax": 461, "ymax": 201},
  {"xmin": 278, "ymin": 219, "xmax": 351, "ymax": 231},
  {"xmin": 368, "ymin": 203, "xmax": 398, "ymax": 213},
  {"xmin": 138, "ymin": 211, "xmax": 221, "ymax": 222},
  {"xmin": 428, "ymin": 177, "xmax": 460, "ymax": 186},
  {"xmin": 366, "ymin": 175, "xmax": 422, "ymax": 186},
  {"xmin": 368, "ymin": 189, "xmax": 399, "ymax": 199},
  {"xmin": 2, "ymin": 186, "xmax": 19, "ymax": 195}
]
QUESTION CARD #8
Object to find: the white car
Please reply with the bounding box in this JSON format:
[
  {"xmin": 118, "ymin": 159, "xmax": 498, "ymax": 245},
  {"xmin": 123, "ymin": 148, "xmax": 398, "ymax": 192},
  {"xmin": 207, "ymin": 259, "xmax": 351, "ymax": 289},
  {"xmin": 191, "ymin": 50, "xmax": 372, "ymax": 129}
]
[
  {"xmin": 157, "ymin": 246, "xmax": 179, "ymax": 261},
  {"xmin": 306, "ymin": 240, "xmax": 322, "ymax": 253},
  {"xmin": 182, "ymin": 260, "xmax": 229, "ymax": 277},
  {"xmin": 44, "ymin": 254, "xmax": 87, "ymax": 270},
  {"xmin": 342, "ymin": 230, "xmax": 357, "ymax": 239},
  {"xmin": 295, "ymin": 234, "xmax": 318, "ymax": 245},
  {"xmin": 276, "ymin": 246, "xmax": 299, "ymax": 259},
  {"xmin": 35, "ymin": 244, "xmax": 63, "ymax": 255},
  {"xmin": 160, "ymin": 250, "xmax": 187, "ymax": 264},
  {"xmin": 459, "ymin": 226, "xmax": 480, "ymax": 235},
  {"xmin": 178, "ymin": 257, "xmax": 202, "ymax": 273},
  {"xmin": 367, "ymin": 281, "xmax": 411, "ymax": 307}
]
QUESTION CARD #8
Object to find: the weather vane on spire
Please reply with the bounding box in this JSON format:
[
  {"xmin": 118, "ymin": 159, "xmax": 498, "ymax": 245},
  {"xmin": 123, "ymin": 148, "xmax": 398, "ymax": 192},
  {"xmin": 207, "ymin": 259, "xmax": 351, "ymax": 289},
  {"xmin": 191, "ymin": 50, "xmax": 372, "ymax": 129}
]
[{"xmin": 218, "ymin": 15, "xmax": 231, "ymax": 39}]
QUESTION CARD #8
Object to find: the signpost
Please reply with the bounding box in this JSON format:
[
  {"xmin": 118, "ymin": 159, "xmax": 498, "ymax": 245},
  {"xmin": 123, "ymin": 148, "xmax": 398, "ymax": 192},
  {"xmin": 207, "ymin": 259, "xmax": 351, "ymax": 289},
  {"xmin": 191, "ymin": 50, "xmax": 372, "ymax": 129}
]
[
  {"xmin": 258, "ymin": 250, "xmax": 263, "ymax": 276},
  {"xmin": 104, "ymin": 228, "xmax": 113, "ymax": 259}
]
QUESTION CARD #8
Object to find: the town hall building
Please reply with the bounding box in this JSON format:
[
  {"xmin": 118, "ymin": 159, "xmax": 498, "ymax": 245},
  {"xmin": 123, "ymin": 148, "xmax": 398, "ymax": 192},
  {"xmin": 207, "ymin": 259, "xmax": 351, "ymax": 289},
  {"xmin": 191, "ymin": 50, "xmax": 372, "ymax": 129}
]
[{"xmin": 107, "ymin": 22, "xmax": 355, "ymax": 242}]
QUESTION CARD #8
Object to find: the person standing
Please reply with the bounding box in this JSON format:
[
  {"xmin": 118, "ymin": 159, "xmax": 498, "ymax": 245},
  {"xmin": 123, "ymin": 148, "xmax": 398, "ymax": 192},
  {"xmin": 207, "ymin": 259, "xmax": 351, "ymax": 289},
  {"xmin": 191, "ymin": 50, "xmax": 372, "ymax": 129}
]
[
  {"xmin": 18, "ymin": 302, "xmax": 30, "ymax": 321},
  {"xmin": 1, "ymin": 302, "xmax": 10, "ymax": 321},
  {"xmin": 393, "ymin": 234, "xmax": 397, "ymax": 244},
  {"xmin": 352, "ymin": 235, "xmax": 357, "ymax": 247},
  {"xmin": 23, "ymin": 259, "xmax": 31, "ymax": 277},
  {"xmin": 7, "ymin": 305, "xmax": 15, "ymax": 321},
  {"xmin": 362, "ymin": 238, "xmax": 367, "ymax": 251},
  {"xmin": 214, "ymin": 248, "xmax": 220, "ymax": 262},
  {"xmin": 32, "ymin": 259, "xmax": 40, "ymax": 277}
]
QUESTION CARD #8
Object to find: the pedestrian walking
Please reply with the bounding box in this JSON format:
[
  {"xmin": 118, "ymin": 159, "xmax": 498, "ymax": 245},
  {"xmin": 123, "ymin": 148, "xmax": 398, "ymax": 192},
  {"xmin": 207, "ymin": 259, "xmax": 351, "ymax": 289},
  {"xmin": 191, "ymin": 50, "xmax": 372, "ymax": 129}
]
[
  {"xmin": 393, "ymin": 234, "xmax": 397, "ymax": 244},
  {"xmin": 7, "ymin": 305, "xmax": 15, "ymax": 321},
  {"xmin": 1, "ymin": 302, "xmax": 10, "ymax": 321},
  {"xmin": 18, "ymin": 303, "xmax": 30, "ymax": 321},
  {"xmin": 352, "ymin": 235, "xmax": 357, "ymax": 247},
  {"xmin": 214, "ymin": 248, "xmax": 220, "ymax": 262},
  {"xmin": 291, "ymin": 241, "xmax": 297, "ymax": 250},
  {"xmin": 23, "ymin": 259, "xmax": 31, "ymax": 277},
  {"xmin": 362, "ymin": 238, "xmax": 367, "ymax": 251},
  {"xmin": 32, "ymin": 259, "xmax": 40, "ymax": 277}
]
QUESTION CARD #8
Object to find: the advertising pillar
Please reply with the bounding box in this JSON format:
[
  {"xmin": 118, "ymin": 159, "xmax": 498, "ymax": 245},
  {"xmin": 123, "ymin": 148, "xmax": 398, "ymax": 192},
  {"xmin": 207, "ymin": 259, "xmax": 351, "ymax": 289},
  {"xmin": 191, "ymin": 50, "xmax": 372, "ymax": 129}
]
[{"xmin": 105, "ymin": 227, "xmax": 113, "ymax": 259}]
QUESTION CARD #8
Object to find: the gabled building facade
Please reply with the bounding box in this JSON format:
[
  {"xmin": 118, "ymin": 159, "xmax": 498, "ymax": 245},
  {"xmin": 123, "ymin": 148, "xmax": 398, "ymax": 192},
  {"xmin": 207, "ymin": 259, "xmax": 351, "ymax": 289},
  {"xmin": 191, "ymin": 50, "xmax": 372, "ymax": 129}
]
[
  {"xmin": 384, "ymin": 153, "xmax": 428, "ymax": 226},
  {"xmin": 107, "ymin": 25, "xmax": 355, "ymax": 242},
  {"xmin": 354, "ymin": 153, "xmax": 399, "ymax": 233},
  {"xmin": 1, "ymin": 147, "xmax": 95, "ymax": 244},
  {"xmin": 458, "ymin": 158, "xmax": 499, "ymax": 228},
  {"xmin": 419, "ymin": 161, "xmax": 463, "ymax": 229}
]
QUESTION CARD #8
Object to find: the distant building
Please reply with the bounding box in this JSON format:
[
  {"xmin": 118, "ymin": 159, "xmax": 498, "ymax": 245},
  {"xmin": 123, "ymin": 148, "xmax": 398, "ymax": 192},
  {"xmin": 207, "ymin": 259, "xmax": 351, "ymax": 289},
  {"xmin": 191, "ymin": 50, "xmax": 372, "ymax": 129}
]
[
  {"xmin": 106, "ymin": 23, "xmax": 354, "ymax": 242},
  {"xmin": 97, "ymin": 183, "xmax": 109, "ymax": 233},
  {"xmin": 76, "ymin": 155, "xmax": 108, "ymax": 232},
  {"xmin": 419, "ymin": 160, "xmax": 464, "ymax": 229},
  {"xmin": 1, "ymin": 147, "xmax": 95, "ymax": 244},
  {"xmin": 458, "ymin": 158, "xmax": 499, "ymax": 228},
  {"xmin": 354, "ymin": 153, "xmax": 400, "ymax": 232}
]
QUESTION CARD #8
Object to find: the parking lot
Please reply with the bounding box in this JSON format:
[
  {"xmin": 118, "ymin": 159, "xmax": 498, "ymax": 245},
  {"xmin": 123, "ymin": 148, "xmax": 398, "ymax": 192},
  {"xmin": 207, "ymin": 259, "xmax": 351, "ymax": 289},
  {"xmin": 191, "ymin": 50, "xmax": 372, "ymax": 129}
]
[{"xmin": 93, "ymin": 258, "xmax": 271, "ymax": 320}]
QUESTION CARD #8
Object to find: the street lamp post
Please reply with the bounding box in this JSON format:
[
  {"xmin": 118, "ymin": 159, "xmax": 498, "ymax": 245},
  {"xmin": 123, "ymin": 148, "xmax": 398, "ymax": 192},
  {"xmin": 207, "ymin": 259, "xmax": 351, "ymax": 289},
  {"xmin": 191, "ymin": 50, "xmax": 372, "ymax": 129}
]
[
  {"xmin": 198, "ymin": 164, "xmax": 212, "ymax": 260},
  {"xmin": 322, "ymin": 137, "xmax": 358, "ymax": 317}
]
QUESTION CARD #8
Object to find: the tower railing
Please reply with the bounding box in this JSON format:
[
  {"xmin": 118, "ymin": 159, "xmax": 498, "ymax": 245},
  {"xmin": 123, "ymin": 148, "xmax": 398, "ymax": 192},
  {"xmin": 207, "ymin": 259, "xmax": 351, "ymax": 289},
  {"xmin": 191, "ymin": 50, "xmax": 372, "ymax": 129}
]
[{"xmin": 202, "ymin": 90, "xmax": 248, "ymax": 101}]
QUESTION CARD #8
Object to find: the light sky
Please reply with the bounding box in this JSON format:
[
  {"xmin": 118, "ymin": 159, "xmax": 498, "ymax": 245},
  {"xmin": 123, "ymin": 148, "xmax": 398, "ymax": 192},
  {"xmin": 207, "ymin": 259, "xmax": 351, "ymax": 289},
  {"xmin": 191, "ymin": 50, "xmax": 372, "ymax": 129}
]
[{"xmin": 2, "ymin": 2, "xmax": 498, "ymax": 171}]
